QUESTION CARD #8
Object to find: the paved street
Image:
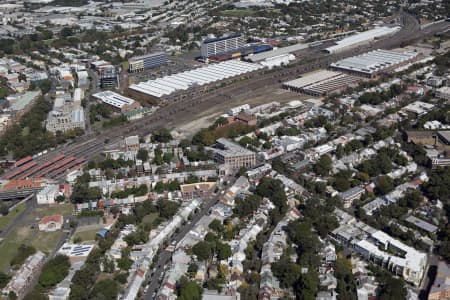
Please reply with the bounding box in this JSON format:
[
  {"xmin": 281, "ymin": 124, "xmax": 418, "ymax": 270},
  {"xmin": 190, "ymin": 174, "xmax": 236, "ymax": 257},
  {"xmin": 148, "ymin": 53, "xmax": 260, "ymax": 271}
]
[{"xmin": 142, "ymin": 179, "xmax": 234, "ymax": 299}]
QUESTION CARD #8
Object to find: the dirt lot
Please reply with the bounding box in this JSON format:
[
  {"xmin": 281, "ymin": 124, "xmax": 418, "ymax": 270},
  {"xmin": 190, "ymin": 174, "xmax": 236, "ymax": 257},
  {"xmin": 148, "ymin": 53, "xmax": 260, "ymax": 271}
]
[{"xmin": 173, "ymin": 87, "xmax": 311, "ymax": 138}]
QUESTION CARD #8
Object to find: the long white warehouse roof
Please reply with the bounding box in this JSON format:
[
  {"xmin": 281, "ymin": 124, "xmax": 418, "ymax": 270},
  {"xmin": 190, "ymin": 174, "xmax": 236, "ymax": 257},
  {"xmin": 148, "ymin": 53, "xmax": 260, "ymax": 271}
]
[
  {"xmin": 129, "ymin": 60, "xmax": 264, "ymax": 98},
  {"xmin": 330, "ymin": 49, "xmax": 418, "ymax": 74},
  {"xmin": 325, "ymin": 26, "xmax": 400, "ymax": 53},
  {"xmin": 246, "ymin": 43, "xmax": 309, "ymax": 62}
]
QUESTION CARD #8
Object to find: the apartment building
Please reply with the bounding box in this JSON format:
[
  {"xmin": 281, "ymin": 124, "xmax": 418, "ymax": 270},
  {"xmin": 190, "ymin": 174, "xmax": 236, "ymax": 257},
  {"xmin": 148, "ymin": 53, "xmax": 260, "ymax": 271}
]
[
  {"xmin": 200, "ymin": 34, "xmax": 245, "ymax": 58},
  {"xmin": 331, "ymin": 209, "xmax": 428, "ymax": 287}
]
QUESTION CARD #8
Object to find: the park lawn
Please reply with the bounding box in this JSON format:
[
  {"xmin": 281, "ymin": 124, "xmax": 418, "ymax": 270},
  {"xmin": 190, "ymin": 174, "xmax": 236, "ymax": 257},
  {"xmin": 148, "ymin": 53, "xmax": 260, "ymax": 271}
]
[
  {"xmin": 35, "ymin": 203, "xmax": 73, "ymax": 218},
  {"xmin": 72, "ymin": 228, "xmax": 100, "ymax": 242},
  {"xmin": 0, "ymin": 204, "xmax": 71, "ymax": 272},
  {"xmin": 0, "ymin": 203, "xmax": 25, "ymax": 231},
  {"xmin": 220, "ymin": 9, "xmax": 256, "ymax": 17},
  {"xmin": 0, "ymin": 224, "xmax": 63, "ymax": 272}
]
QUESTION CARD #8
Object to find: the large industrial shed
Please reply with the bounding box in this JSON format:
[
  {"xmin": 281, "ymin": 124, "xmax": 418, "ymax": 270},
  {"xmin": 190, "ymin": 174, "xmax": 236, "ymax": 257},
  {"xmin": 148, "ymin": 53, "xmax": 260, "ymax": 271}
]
[
  {"xmin": 127, "ymin": 60, "xmax": 264, "ymax": 103},
  {"xmin": 325, "ymin": 26, "xmax": 400, "ymax": 54},
  {"xmin": 283, "ymin": 70, "xmax": 362, "ymax": 96},
  {"xmin": 330, "ymin": 49, "xmax": 418, "ymax": 78}
]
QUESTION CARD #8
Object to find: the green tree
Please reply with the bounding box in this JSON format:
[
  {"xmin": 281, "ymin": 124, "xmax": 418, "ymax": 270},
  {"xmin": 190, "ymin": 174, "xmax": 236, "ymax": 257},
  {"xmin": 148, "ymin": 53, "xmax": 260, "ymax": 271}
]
[
  {"xmin": 334, "ymin": 177, "xmax": 351, "ymax": 192},
  {"xmin": 376, "ymin": 176, "xmax": 393, "ymax": 195},
  {"xmin": 192, "ymin": 241, "xmax": 212, "ymax": 261},
  {"xmin": 379, "ymin": 277, "xmax": 407, "ymax": 300},
  {"xmin": 209, "ymin": 219, "xmax": 224, "ymax": 233},
  {"xmin": 91, "ymin": 279, "xmax": 119, "ymax": 300},
  {"xmin": 314, "ymin": 155, "xmax": 332, "ymax": 176},
  {"xmin": 216, "ymin": 242, "xmax": 232, "ymax": 260},
  {"xmin": 177, "ymin": 277, "xmax": 202, "ymax": 300},
  {"xmin": 136, "ymin": 149, "xmax": 148, "ymax": 161},
  {"xmin": 39, "ymin": 255, "xmax": 70, "ymax": 287}
]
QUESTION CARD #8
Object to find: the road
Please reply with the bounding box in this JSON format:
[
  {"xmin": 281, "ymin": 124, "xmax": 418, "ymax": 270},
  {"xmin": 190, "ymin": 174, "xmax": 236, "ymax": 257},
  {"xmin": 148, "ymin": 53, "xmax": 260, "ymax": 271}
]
[
  {"xmin": 142, "ymin": 179, "xmax": 234, "ymax": 299},
  {"xmin": 0, "ymin": 194, "xmax": 36, "ymax": 240},
  {"xmin": 3, "ymin": 13, "xmax": 448, "ymax": 181}
]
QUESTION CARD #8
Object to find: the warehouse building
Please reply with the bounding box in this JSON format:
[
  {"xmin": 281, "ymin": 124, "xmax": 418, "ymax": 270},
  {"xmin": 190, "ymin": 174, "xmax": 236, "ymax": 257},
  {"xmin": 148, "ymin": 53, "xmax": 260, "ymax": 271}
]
[
  {"xmin": 245, "ymin": 42, "xmax": 309, "ymax": 63},
  {"xmin": 330, "ymin": 49, "xmax": 418, "ymax": 78},
  {"xmin": 325, "ymin": 26, "xmax": 400, "ymax": 54},
  {"xmin": 128, "ymin": 60, "xmax": 264, "ymax": 103},
  {"xmin": 92, "ymin": 91, "xmax": 141, "ymax": 113},
  {"xmin": 283, "ymin": 70, "xmax": 362, "ymax": 96},
  {"xmin": 201, "ymin": 34, "xmax": 246, "ymax": 58},
  {"xmin": 128, "ymin": 52, "xmax": 168, "ymax": 73}
]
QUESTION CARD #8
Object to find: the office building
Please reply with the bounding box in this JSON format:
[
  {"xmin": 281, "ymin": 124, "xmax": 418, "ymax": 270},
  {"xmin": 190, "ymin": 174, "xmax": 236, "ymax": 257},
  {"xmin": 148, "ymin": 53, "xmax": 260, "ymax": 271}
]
[
  {"xmin": 99, "ymin": 65, "xmax": 119, "ymax": 88},
  {"xmin": 46, "ymin": 92, "xmax": 85, "ymax": 134},
  {"xmin": 201, "ymin": 34, "xmax": 246, "ymax": 58},
  {"xmin": 212, "ymin": 138, "xmax": 256, "ymax": 170},
  {"xmin": 128, "ymin": 52, "xmax": 168, "ymax": 73}
]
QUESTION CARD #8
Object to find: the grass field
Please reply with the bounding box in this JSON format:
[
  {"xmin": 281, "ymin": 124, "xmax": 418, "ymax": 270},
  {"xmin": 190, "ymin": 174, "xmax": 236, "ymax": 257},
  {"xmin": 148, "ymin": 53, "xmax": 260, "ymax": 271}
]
[
  {"xmin": 0, "ymin": 225, "xmax": 63, "ymax": 272},
  {"xmin": 0, "ymin": 203, "xmax": 73, "ymax": 272},
  {"xmin": 72, "ymin": 228, "xmax": 99, "ymax": 242},
  {"xmin": 220, "ymin": 9, "xmax": 256, "ymax": 17},
  {"xmin": 0, "ymin": 203, "xmax": 25, "ymax": 231},
  {"xmin": 35, "ymin": 203, "xmax": 73, "ymax": 218}
]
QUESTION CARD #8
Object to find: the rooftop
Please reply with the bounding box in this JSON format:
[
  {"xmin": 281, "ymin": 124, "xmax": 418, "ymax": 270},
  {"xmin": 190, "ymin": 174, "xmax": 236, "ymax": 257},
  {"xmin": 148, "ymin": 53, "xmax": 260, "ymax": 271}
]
[
  {"xmin": 129, "ymin": 60, "xmax": 263, "ymax": 98},
  {"xmin": 331, "ymin": 49, "xmax": 418, "ymax": 74},
  {"xmin": 92, "ymin": 91, "xmax": 136, "ymax": 109}
]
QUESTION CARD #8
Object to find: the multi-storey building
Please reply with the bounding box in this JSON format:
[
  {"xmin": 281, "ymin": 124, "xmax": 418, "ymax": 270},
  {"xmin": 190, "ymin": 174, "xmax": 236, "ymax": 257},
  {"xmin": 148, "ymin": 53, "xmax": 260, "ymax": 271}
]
[
  {"xmin": 99, "ymin": 65, "xmax": 119, "ymax": 88},
  {"xmin": 212, "ymin": 138, "xmax": 256, "ymax": 171},
  {"xmin": 46, "ymin": 92, "xmax": 85, "ymax": 133},
  {"xmin": 200, "ymin": 34, "xmax": 245, "ymax": 58},
  {"xmin": 180, "ymin": 182, "xmax": 216, "ymax": 201},
  {"xmin": 331, "ymin": 209, "xmax": 428, "ymax": 287},
  {"xmin": 128, "ymin": 52, "xmax": 168, "ymax": 73}
]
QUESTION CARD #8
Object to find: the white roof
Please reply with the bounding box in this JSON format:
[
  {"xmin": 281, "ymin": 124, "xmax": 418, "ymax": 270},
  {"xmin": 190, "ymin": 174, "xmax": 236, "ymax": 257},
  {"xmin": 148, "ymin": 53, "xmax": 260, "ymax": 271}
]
[
  {"xmin": 247, "ymin": 43, "xmax": 308, "ymax": 62},
  {"xmin": 92, "ymin": 91, "xmax": 136, "ymax": 109},
  {"xmin": 331, "ymin": 49, "xmax": 418, "ymax": 74},
  {"xmin": 326, "ymin": 26, "xmax": 400, "ymax": 53},
  {"xmin": 284, "ymin": 70, "xmax": 343, "ymax": 89},
  {"xmin": 129, "ymin": 60, "xmax": 264, "ymax": 98}
]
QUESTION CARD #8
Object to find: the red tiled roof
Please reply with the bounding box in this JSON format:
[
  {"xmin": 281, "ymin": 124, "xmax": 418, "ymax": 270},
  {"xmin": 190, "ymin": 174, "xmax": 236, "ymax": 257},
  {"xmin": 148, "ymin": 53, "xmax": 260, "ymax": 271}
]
[{"xmin": 39, "ymin": 214, "xmax": 63, "ymax": 225}]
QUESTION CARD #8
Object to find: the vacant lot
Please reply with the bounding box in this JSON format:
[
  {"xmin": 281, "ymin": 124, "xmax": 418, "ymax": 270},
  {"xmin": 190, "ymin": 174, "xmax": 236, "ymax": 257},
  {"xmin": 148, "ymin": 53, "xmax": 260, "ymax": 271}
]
[
  {"xmin": 72, "ymin": 228, "xmax": 99, "ymax": 242},
  {"xmin": 0, "ymin": 203, "xmax": 72, "ymax": 272}
]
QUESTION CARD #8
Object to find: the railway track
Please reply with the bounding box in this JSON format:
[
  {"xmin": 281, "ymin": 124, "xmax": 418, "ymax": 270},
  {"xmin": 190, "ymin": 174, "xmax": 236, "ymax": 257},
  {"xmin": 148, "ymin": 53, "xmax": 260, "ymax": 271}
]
[{"xmin": 3, "ymin": 13, "xmax": 448, "ymax": 181}]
